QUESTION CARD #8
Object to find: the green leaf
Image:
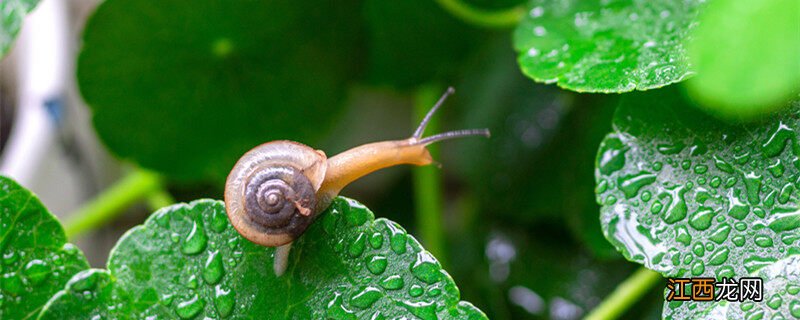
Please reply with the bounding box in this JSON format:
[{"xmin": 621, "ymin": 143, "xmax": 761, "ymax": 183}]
[
  {"xmin": 0, "ymin": 0, "xmax": 40, "ymax": 57},
  {"xmin": 77, "ymin": 0, "xmax": 363, "ymax": 182},
  {"xmin": 665, "ymin": 255, "xmax": 800, "ymax": 319},
  {"xmin": 364, "ymin": 0, "xmax": 484, "ymax": 88},
  {"xmin": 0, "ymin": 176, "xmax": 89, "ymax": 319},
  {"xmin": 686, "ymin": 0, "xmax": 800, "ymax": 119},
  {"xmin": 39, "ymin": 198, "xmax": 487, "ymax": 319},
  {"xmin": 513, "ymin": 0, "xmax": 704, "ymax": 92},
  {"xmin": 595, "ymin": 88, "xmax": 800, "ymax": 318}
]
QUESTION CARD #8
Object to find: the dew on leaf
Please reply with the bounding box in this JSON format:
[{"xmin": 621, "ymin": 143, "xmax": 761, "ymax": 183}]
[
  {"xmin": 707, "ymin": 247, "xmax": 729, "ymax": 266},
  {"xmin": 618, "ymin": 171, "xmax": 657, "ymax": 199},
  {"xmin": 379, "ymin": 275, "xmax": 404, "ymax": 290},
  {"xmin": 350, "ymin": 286, "xmax": 383, "ymax": 309},
  {"xmin": 175, "ymin": 294, "xmax": 204, "ymax": 319},
  {"xmin": 401, "ymin": 300, "xmax": 437, "ymax": 320},
  {"xmin": 202, "ymin": 251, "xmax": 224, "ymax": 285},
  {"xmin": 410, "ymin": 252, "xmax": 441, "ymax": 284},
  {"xmin": 708, "ymin": 224, "xmax": 731, "ymax": 244},
  {"xmin": 22, "ymin": 260, "xmax": 49, "ymax": 285},
  {"xmin": 409, "ymin": 284, "xmax": 424, "ymax": 297},
  {"xmin": 688, "ymin": 207, "xmax": 715, "ymax": 230},
  {"xmin": 349, "ymin": 232, "xmax": 367, "ymax": 258},
  {"xmin": 181, "ymin": 221, "xmax": 208, "ymax": 255},
  {"xmin": 754, "ymin": 235, "xmax": 774, "ymax": 248},
  {"xmin": 367, "ymin": 255, "xmax": 388, "ymax": 275}
]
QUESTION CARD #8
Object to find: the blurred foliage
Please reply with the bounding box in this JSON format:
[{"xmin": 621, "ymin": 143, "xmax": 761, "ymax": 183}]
[
  {"xmin": 78, "ymin": 0, "xmax": 363, "ymax": 182},
  {"xmin": 363, "ymin": 0, "xmax": 484, "ymax": 88},
  {"xmin": 0, "ymin": 0, "xmax": 40, "ymax": 57},
  {"xmin": 454, "ymin": 37, "xmax": 619, "ymax": 258},
  {"xmin": 687, "ymin": 0, "xmax": 800, "ymax": 119},
  {"xmin": 513, "ymin": 0, "xmax": 704, "ymax": 92}
]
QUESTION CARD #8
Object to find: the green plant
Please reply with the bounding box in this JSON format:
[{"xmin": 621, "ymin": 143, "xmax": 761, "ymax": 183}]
[{"xmin": 0, "ymin": 0, "xmax": 797, "ymax": 319}]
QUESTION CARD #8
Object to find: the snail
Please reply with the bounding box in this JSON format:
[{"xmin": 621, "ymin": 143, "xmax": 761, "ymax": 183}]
[{"xmin": 224, "ymin": 87, "xmax": 489, "ymax": 276}]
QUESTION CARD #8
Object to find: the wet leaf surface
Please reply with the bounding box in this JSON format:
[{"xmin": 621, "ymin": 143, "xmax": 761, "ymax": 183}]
[
  {"xmin": 0, "ymin": 176, "xmax": 89, "ymax": 319},
  {"xmin": 595, "ymin": 88, "xmax": 800, "ymax": 317},
  {"xmin": 513, "ymin": 0, "xmax": 704, "ymax": 92},
  {"xmin": 0, "ymin": 0, "xmax": 40, "ymax": 57},
  {"xmin": 39, "ymin": 198, "xmax": 486, "ymax": 319},
  {"xmin": 78, "ymin": 0, "xmax": 363, "ymax": 182}
]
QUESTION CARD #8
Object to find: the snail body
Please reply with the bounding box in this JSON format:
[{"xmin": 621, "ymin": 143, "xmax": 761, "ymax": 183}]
[{"xmin": 224, "ymin": 87, "xmax": 488, "ymax": 275}]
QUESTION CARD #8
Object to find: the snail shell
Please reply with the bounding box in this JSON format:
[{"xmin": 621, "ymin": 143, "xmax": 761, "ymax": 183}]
[{"xmin": 224, "ymin": 141, "xmax": 327, "ymax": 247}]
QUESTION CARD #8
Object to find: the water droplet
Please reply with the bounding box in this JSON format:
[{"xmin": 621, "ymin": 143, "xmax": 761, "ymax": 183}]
[
  {"xmin": 661, "ymin": 187, "xmax": 688, "ymax": 224},
  {"xmin": 598, "ymin": 138, "xmax": 627, "ymax": 175},
  {"xmin": 688, "ymin": 207, "xmax": 715, "ymax": 231},
  {"xmin": 762, "ymin": 122, "xmax": 793, "ymax": 157},
  {"xmin": 182, "ymin": 221, "xmax": 208, "ymax": 255},
  {"xmin": 767, "ymin": 207, "xmax": 800, "ymax": 232},
  {"xmin": 675, "ymin": 225, "xmax": 691, "ymax": 245},
  {"xmin": 210, "ymin": 208, "xmax": 228, "ymax": 233},
  {"xmin": 714, "ymin": 156, "xmax": 734, "ymax": 173},
  {"xmin": 409, "ymin": 284, "xmax": 424, "ymax": 297},
  {"xmin": 708, "ymin": 224, "xmax": 731, "ymax": 244},
  {"xmin": 657, "ymin": 142, "xmax": 685, "ymax": 155},
  {"xmin": 203, "ymin": 251, "xmax": 224, "ymax": 285},
  {"xmin": 411, "ymin": 252, "xmax": 441, "ymax": 284},
  {"xmin": 710, "ymin": 177, "xmax": 722, "ymax": 188},
  {"xmin": 344, "ymin": 199, "xmax": 370, "ymax": 227},
  {"xmin": 214, "ymin": 285, "xmax": 234, "ymax": 318},
  {"xmin": 386, "ymin": 223, "xmax": 407, "ymax": 254},
  {"xmin": 350, "ymin": 286, "xmax": 383, "ymax": 309},
  {"xmin": 186, "ymin": 275, "xmax": 198, "ymax": 289},
  {"xmin": 369, "ymin": 232, "xmax": 383, "ymax": 249},
  {"xmin": 744, "ymin": 256, "xmax": 777, "ymax": 273},
  {"xmin": 767, "ymin": 294, "xmax": 782, "ymax": 309},
  {"xmin": 618, "ymin": 171, "xmax": 656, "ymax": 199},
  {"xmin": 349, "ymin": 232, "xmax": 367, "ymax": 258},
  {"xmin": 707, "ymin": 247, "xmax": 729, "ymax": 265},
  {"xmin": 22, "ymin": 260, "xmax": 49, "ymax": 285},
  {"xmin": 694, "ymin": 165, "xmax": 708, "ymax": 175},
  {"xmin": 754, "ymin": 235, "xmax": 773, "ymax": 247},
  {"xmin": 367, "ymin": 255, "xmax": 387, "ymax": 275},
  {"xmin": 326, "ymin": 293, "xmax": 356, "ymax": 320},
  {"xmin": 768, "ymin": 160, "xmax": 785, "ymax": 177},
  {"xmin": 692, "ymin": 243, "xmax": 705, "ymax": 257},
  {"xmin": 790, "ymin": 300, "xmax": 800, "ymax": 318},
  {"xmin": 786, "ymin": 284, "xmax": 800, "ymax": 295},
  {"xmin": 3, "ymin": 251, "xmax": 17, "ymax": 265},
  {"xmin": 1, "ymin": 273, "xmax": 22, "ymax": 296},
  {"xmin": 691, "ymin": 260, "xmax": 705, "ymax": 275},
  {"xmin": 744, "ymin": 172, "xmax": 763, "ymax": 204},
  {"xmin": 175, "ymin": 294, "xmax": 204, "ymax": 319},
  {"xmin": 401, "ymin": 300, "xmax": 437, "ymax": 320},
  {"xmin": 733, "ymin": 235, "xmax": 746, "ymax": 247},
  {"xmin": 380, "ymin": 275, "xmax": 404, "ymax": 290}
]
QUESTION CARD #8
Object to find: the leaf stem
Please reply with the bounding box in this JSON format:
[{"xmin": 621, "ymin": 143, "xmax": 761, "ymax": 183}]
[
  {"xmin": 584, "ymin": 267, "xmax": 663, "ymax": 320},
  {"xmin": 412, "ymin": 84, "xmax": 447, "ymax": 264},
  {"xmin": 64, "ymin": 168, "xmax": 169, "ymax": 239},
  {"xmin": 434, "ymin": 0, "xmax": 525, "ymax": 29}
]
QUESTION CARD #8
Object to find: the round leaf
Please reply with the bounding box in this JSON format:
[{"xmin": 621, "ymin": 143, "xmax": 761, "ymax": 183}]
[
  {"xmin": 0, "ymin": 176, "xmax": 89, "ymax": 319},
  {"xmin": 78, "ymin": 0, "xmax": 363, "ymax": 182},
  {"xmin": 39, "ymin": 198, "xmax": 487, "ymax": 319},
  {"xmin": 686, "ymin": 0, "xmax": 800, "ymax": 119},
  {"xmin": 0, "ymin": 0, "xmax": 40, "ymax": 57},
  {"xmin": 665, "ymin": 255, "xmax": 800, "ymax": 319},
  {"xmin": 513, "ymin": 0, "xmax": 704, "ymax": 92},
  {"xmin": 595, "ymin": 88, "xmax": 800, "ymax": 279}
]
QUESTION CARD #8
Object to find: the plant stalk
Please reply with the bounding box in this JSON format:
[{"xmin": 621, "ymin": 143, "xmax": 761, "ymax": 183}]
[
  {"xmin": 64, "ymin": 168, "xmax": 170, "ymax": 239},
  {"xmin": 434, "ymin": 0, "xmax": 525, "ymax": 29},
  {"xmin": 584, "ymin": 267, "xmax": 663, "ymax": 320},
  {"xmin": 412, "ymin": 84, "xmax": 447, "ymax": 264}
]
